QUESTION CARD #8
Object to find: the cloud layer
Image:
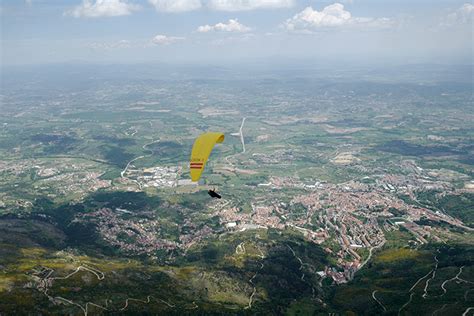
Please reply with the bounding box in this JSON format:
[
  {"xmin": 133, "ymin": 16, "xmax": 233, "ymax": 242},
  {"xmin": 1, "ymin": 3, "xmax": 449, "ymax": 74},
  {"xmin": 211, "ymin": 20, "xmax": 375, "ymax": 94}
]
[
  {"xmin": 207, "ymin": 0, "xmax": 294, "ymax": 11},
  {"xmin": 197, "ymin": 19, "xmax": 251, "ymax": 32},
  {"xmin": 148, "ymin": 0, "xmax": 201, "ymax": 13},
  {"xmin": 66, "ymin": 0, "xmax": 140, "ymax": 18},
  {"xmin": 151, "ymin": 34, "xmax": 185, "ymax": 45},
  {"xmin": 87, "ymin": 39, "xmax": 131, "ymax": 50},
  {"xmin": 444, "ymin": 3, "xmax": 474, "ymax": 26},
  {"xmin": 147, "ymin": 0, "xmax": 293, "ymax": 12},
  {"xmin": 284, "ymin": 3, "xmax": 392, "ymax": 31}
]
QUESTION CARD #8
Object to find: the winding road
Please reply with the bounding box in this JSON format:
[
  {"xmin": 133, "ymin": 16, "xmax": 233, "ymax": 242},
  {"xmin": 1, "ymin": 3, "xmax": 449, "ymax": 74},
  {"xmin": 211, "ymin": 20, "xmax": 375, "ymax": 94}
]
[
  {"xmin": 409, "ymin": 269, "xmax": 433, "ymax": 292},
  {"xmin": 287, "ymin": 244, "xmax": 306, "ymax": 281},
  {"xmin": 422, "ymin": 254, "xmax": 439, "ymax": 299},
  {"xmin": 359, "ymin": 240, "xmax": 386, "ymax": 270},
  {"xmin": 120, "ymin": 295, "xmax": 175, "ymax": 311},
  {"xmin": 32, "ymin": 265, "xmax": 174, "ymax": 316},
  {"xmin": 372, "ymin": 290, "xmax": 387, "ymax": 312},
  {"xmin": 244, "ymin": 244, "xmax": 265, "ymax": 310},
  {"xmin": 398, "ymin": 292, "xmax": 414, "ymax": 316},
  {"xmin": 121, "ymin": 139, "xmax": 161, "ymax": 188},
  {"xmin": 286, "ymin": 244, "xmax": 318, "ymax": 299},
  {"xmin": 439, "ymin": 265, "xmax": 473, "ymax": 297}
]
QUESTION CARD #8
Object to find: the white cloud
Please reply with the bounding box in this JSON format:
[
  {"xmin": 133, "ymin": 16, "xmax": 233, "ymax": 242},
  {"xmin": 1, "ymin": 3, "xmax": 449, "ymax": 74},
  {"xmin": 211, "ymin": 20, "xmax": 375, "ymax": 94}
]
[
  {"xmin": 283, "ymin": 3, "xmax": 392, "ymax": 31},
  {"xmin": 444, "ymin": 3, "xmax": 474, "ymax": 26},
  {"xmin": 151, "ymin": 34, "xmax": 185, "ymax": 45},
  {"xmin": 197, "ymin": 19, "xmax": 251, "ymax": 33},
  {"xmin": 65, "ymin": 0, "xmax": 140, "ymax": 18},
  {"xmin": 148, "ymin": 0, "xmax": 201, "ymax": 12},
  {"xmin": 208, "ymin": 0, "xmax": 293, "ymax": 11}
]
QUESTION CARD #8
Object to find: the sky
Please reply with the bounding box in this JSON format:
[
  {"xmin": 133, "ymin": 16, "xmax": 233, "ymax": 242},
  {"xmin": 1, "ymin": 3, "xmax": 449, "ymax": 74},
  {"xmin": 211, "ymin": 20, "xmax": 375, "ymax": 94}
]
[{"xmin": 0, "ymin": 0, "xmax": 473, "ymax": 66}]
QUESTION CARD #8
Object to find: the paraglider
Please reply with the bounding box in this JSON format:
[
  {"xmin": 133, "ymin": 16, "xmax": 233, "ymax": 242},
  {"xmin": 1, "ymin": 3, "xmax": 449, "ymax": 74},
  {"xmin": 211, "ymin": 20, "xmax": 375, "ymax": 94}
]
[
  {"xmin": 189, "ymin": 132, "xmax": 225, "ymax": 197},
  {"xmin": 207, "ymin": 189, "xmax": 221, "ymax": 199}
]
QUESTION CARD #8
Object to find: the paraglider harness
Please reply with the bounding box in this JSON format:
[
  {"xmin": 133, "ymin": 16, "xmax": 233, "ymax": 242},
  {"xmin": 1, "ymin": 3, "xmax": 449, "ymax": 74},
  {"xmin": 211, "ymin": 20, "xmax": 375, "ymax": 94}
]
[{"xmin": 208, "ymin": 189, "xmax": 221, "ymax": 199}]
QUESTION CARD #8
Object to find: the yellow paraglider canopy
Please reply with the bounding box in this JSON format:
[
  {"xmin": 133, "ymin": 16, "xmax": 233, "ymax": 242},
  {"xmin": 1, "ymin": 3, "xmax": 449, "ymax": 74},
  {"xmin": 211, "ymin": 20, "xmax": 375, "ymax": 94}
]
[{"xmin": 189, "ymin": 132, "xmax": 225, "ymax": 182}]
